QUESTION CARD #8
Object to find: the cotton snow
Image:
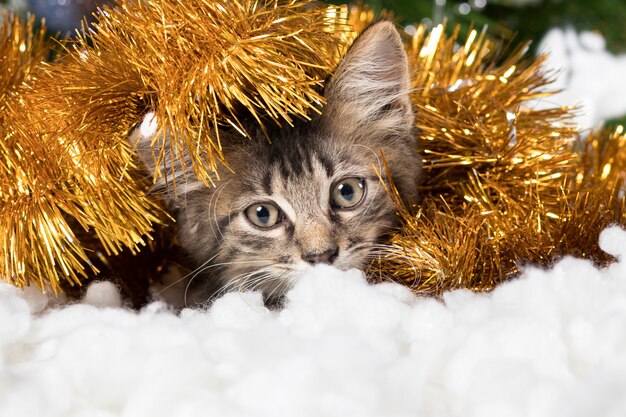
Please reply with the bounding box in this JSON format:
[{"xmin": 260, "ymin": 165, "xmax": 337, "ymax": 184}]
[{"xmin": 1, "ymin": 226, "xmax": 626, "ymax": 417}]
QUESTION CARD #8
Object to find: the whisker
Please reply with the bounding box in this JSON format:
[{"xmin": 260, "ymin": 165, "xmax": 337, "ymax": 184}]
[
  {"xmin": 205, "ymin": 261, "xmax": 285, "ymax": 301},
  {"xmin": 242, "ymin": 273, "xmax": 274, "ymax": 292},
  {"xmin": 210, "ymin": 180, "xmax": 234, "ymax": 249},
  {"xmin": 184, "ymin": 258, "xmax": 278, "ymax": 307},
  {"xmin": 263, "ymin": 268, "xmax": 291, "ymax": 302},
  {"xmin": 155, "ymin": 252, "xmax": 219, "ymax": 296},
  {"xmin": 351, "ymin": 144, "xmax": 382, "ymax": 175},
  {"xmin": 241, "ymin": 266, "xmax": 284, "ymax": 290}
]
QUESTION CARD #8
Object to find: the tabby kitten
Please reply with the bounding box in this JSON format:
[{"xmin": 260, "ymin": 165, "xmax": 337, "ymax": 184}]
[{"xmin": 132, "ymin": 21, "xmax": 420, "ymax": 305}]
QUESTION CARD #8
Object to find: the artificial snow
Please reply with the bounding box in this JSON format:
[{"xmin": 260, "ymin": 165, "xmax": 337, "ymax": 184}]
[
  {"xmin": 537, "ymin": 28, "xmax": 626, "ymax": 128},
  {"xmin": 1, "ymin": 226, "xmax": 626, "ymax": 417}
]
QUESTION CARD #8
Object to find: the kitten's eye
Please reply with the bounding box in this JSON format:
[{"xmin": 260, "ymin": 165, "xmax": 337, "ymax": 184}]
[
  {"xmin": 331, "ymin": 177, "xmax": 366, "ymax": 209},
  {"xmin": 245, "ymin": 203, "xmax": 282, "ymax": 228}
]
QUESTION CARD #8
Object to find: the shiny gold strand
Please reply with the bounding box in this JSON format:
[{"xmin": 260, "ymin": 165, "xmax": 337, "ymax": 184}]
[
  {"xmin": 0, "ymin": 2, "xmax": 349, "ymax": 292},
  {"xmin": 576, "ymin": 126, "xmax": 626, "ymax": 195},
  {"xmin": 0, "ymin": 13, "xmax": 57, "ymax": 290},
  {"xmin": 0, "ymin": 12, "xmax": 44, "ymax": 97},
  {"xmin": 52, "ymin": 0, "xmax": 349, "ymax": 190},
  {"xmin": 0, "ymin": 13, "xmax": 164, "ymax": 292},
  {"xmin": 367, "ymin": 20, "xmax": 626, "ymax": 295},
  {"xmin": 3, "ymin": 3, "xmax": 626, "ymax": 296},
  {"xmin": 559, "ymin": 127, "xmax": 626, "ymax": 262}
]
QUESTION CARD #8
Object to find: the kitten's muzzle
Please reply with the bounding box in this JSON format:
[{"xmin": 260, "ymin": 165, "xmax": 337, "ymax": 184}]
[{"xmin": 302, "ymin": 246, "xmax": 339, "ymax": 265}]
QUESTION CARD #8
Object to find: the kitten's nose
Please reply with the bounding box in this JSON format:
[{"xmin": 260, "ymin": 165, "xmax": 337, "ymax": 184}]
[{"xmin": 303, "ymin": 246, "xmax": 339, "ymax": 265}]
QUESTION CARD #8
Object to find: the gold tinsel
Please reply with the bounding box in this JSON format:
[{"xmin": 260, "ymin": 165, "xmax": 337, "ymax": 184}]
[
  {"xmin": 48, "ymin": 0, "xmax": 348, "ymax": 189},
  {"xmin": 1, "ymin": 2, "xmax": 348, "ymax": 292},
  {"xmin": 0, "ymin": 12, "xmax": 165, "ymax": 292},
  {"xmin": 1, "ymin": 3, "xmax": 625, "ymax": 297},
  {"xmin": 366, "ymin": 20, "xmax": 626, "ymax": 295}
]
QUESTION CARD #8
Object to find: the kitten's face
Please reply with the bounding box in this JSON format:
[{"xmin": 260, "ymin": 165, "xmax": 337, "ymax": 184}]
[{"xmin": 133, "ymin": 22, "xmax": 420, "ymax": 304}]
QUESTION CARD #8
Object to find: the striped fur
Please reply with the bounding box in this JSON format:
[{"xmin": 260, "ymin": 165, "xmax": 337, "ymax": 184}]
[{"xmin": 133, "ymin": 21, "xmax": 420, "ymax": 306}]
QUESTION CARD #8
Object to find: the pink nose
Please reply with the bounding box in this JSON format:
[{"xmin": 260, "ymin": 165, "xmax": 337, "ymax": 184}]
[{"xmin": 302, "ymin": 246, "xmax": 339, "ymax": 264}]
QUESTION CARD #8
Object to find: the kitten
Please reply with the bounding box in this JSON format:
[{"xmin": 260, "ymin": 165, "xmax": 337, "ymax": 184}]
[{"xmin": 131, "ymin": 21, "xmax": 420, "ymax": 306}]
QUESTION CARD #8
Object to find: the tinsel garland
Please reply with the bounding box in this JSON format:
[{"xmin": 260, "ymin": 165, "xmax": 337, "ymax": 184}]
[
  {"xmin": 0, "ymin": 1, "xmax": 348, "ymax": 292},
  {"xmin": 0, "ymin": 11, "xmax": 165, "ymax": 292},
  {"xmin": 0, "ymin": 3, "xmax": 624, "ymax": 297},
  {"xmin": 55, "ymin": 0, "xmax": 347, "ymax": 188},
  {"xmin": 367, "ymin": 23, "xmax": 626, "ymax": 294}
]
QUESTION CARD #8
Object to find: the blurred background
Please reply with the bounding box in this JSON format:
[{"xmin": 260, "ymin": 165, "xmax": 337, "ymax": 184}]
[
  {"xmin": 2, "ymin": 0, "xmax": 625, "ymax": 126},
  {"xmin": 2, "ymin": 0, "xmax": 624, "ymax": 51},
  {"xmin": 335, "ymin": 0, "xmax": 626, "ymax": 54}
]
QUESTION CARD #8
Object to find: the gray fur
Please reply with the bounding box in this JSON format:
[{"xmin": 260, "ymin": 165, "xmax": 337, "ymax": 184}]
[{"xmin": 132, "ymin": 21, "xmax": 420, "ymax": 306}]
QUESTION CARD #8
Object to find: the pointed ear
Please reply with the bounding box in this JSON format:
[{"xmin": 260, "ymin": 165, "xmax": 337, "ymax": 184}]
[
  {"xmin": 323, "ymin": 21, "xmax": 413, "ymax": 134},
  {"xmin": 129, "ymin": 112, "xmax": 206, "ymax": 200}
]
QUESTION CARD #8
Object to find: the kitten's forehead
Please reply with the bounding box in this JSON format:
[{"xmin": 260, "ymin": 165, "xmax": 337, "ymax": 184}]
[
  {"xmin": 257, "ymin": 126, "xmax": 366, "ymax": 174},
  {"xmin": 249, "ymin": 128, "xmax": 330, "ymax": 198},
  {"xmin": 229, "ymin": 124, "xmax": 368, "ymax": 212}
]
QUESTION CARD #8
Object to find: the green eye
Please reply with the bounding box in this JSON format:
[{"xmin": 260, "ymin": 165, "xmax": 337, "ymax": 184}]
[
  {"xmin": 331, "ymin": 177, "xmax": 365, "ymax": 209},
  {"xmin": 245, "ymin": 203, "xmax": 282, "ymax": 228}
]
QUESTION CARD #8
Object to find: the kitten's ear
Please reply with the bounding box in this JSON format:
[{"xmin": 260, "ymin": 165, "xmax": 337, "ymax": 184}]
[
  {"xmin": 323, "ymin": 21, "xmax": 413, "ymax": 133},
  {"xmin": 129, "ymin": 112, "xmax": 204, "ymax": 199}
]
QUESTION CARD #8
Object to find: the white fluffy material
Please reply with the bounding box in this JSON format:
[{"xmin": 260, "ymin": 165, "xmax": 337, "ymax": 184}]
[
  {"xmin": 2, "ymin": 226, "xmax": 626, "ymax": 416},
  {"xmin": 537, "ymin": 28, "xmax": 626, "ymax": 128}
]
